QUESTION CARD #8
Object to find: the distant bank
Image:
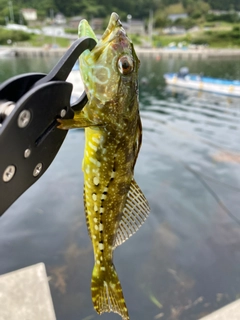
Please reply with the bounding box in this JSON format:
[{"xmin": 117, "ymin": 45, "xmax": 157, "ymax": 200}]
[{"xmin": 1, "ymin": 46, "xmax": 240, "ymax": 59}]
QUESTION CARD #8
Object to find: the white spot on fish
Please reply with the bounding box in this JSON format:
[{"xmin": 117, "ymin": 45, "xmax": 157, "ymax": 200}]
[
  {"xmin": 93, "ymin": 235, "xmax": 96, "ymax": 239},
  {"xmin": 92, "ymin": 193, "xmax": 97, "ymax": 201},
  {"xmin": 101, "ymin": 194, "xmax": 106, "ymax": 200},
  {"xmin": 93, "ymin": 176, "xmax": 99, "ymax": 185},
  {"xmin": 85, "ymin": 165, "xmax": 90, "ymax": 174},
  {"xmin": 92, "ymin": 137, "xmax": 100, "ymax": 144},
  {"xmin": 94, "ymin": 204, "xmax": 98, "ymax": 212},
  {"xmin": 89, "ymin": 157, "xmax": 101, "ymax": 167},
  {"xmin": 86, "ymin": 181, "xmax": 91, "ymax": 188},
  {"xmin": 100, "ymin": 207, "xmax": 104, "ymax": 213},
  {"xmin": 100, "ymin": 267, "xmax": 105, "ymax": 271},
  {"xmin": 89, "ymin": 141, "xmax": 97, "ymax": 151},
  {"xmin": 111, "ymin": 171, "xmax": 116, "ymax": 179},
  {"xmin": 99, "ymin": 243, "xmax": 104, "ymax": 251},
  {"xmin": 90, "ymin": 157, "xmax": 97, "ymax": 165},
  {"xmin": 99, "ymin": 223, "xmax": 103, "ymax": 231},
  {"xmin": 94, "ymin": 217, "xmax": 98, "ymax": 223},
  {"xmin": 95, "ymin": 225, "xmax": 99, "ymax": 230},
  {"xmin": 97, "ymin": 260, "xmax": 100, "ymax": 265}
]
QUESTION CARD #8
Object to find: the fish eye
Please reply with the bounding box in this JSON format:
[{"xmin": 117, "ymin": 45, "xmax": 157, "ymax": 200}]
[{"xmin": 118, "ymin": 56, "xmax": 133, "ymax": 75}]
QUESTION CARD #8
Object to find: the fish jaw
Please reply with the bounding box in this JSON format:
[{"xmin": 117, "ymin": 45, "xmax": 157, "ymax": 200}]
[{"xmin": 78, "ymin": 19, "xmax": 98, "ymax": 42}]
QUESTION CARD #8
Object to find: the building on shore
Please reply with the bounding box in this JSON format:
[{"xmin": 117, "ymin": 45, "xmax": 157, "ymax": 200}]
[
  {"xmin": 90, "ymin": 18, "xmax": 104, "ymax": 31},
  {"xmin": 68, "ymin": 16, "xmax": 84, "ymax": 29},
  {"xmin": 20, "ymin": 8, "xmax": 37, "ymax": 26},
  {"xmin": 168, "ymin": 13, "xmax": 188, "ymax": 22},
  {"xmin": 54, "ymin": 13, "xmax": 66, "ymax": 25}
]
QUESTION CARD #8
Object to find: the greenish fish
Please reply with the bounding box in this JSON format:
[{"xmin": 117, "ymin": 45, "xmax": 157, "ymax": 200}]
[{"xmin": 58, "ymin": 12, "xmax": 150, "ymax": 320}]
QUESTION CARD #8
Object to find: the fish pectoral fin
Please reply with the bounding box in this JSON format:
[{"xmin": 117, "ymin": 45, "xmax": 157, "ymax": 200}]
[
  {"xmin": 57, "ymin": 111, "xmax": 100, "ymax": 129},
  {"xmin": 113, "ymin": 178, "xmax": 150, "ymax": 249},
  {"xmin": 91, "ymin": 262, "xmax": 129, "ymax": 320},
  {"xmin": 57, "ymin": 118, "xmax": 83, "ymax": 129}
]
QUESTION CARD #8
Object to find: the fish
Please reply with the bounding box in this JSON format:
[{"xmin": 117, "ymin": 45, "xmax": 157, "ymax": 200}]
[{"xmin": 58, "ymin": 12, "xmax": 150, "ymax": 320}]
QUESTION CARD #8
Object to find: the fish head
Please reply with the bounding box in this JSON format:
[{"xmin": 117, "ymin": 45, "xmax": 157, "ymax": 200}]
[{"xmin": 78, "ymin": 12, "xmax": 140, "ymax": 107}]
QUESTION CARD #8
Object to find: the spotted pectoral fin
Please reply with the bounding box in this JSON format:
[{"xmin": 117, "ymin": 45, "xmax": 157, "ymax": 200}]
[
  {"xmin": 113, "ymin": 179, "xmax": 150, "ymax": 249},
  {"xmin": 57, "ymin": 109, "xmax": 101, "ymax": 129}
]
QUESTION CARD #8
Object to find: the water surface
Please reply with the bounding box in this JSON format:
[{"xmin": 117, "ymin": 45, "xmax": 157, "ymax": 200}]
[{"xmin": 0, "ymin": 54, "xmax": 240, "ymax": 320}]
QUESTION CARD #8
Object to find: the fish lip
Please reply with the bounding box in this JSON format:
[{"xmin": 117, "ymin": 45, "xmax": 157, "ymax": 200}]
[{"xmin": 101, "ymin": 12, "xmax": 123, "ymax": 42}]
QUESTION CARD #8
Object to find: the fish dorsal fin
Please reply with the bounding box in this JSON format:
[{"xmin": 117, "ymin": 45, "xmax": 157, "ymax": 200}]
[{"xmin": 113, "ymin": 179, "xmax": 150, "ymax": 249}]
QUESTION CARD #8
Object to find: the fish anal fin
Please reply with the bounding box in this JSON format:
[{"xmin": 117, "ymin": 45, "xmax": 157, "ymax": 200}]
[
  {"xmin": 91, "ymin": 262, "xmax": 129, "ymax": 320},
  {"xmin": 114, "ymin": 179, "xmax": 150, "ymax": 249}
]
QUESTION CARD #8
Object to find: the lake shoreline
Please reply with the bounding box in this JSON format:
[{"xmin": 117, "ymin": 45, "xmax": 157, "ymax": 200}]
[{"xmin": 1, "ymin": 46, "xmax": 240, "ymax": 59}]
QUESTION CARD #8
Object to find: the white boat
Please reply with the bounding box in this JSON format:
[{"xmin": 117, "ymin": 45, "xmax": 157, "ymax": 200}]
[
  {"xmin": 164, "ymin": 68, "xmax": 240, "ymax": 97},
  {"xmin": 0, "ymin": 48, "xmax": 16, "ymax": 57}
]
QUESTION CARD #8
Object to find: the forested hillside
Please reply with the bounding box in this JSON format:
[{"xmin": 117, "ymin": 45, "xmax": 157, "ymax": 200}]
[{"xmin": 0, "ymin": 0, "xmax": 239, "ymax": 22}]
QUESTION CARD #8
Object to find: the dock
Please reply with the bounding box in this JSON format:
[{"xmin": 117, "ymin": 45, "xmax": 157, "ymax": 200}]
[
  {"xmin": 13, "ymin": 47, "xmax": 67, "ymax": 58},
  {"xmin": 137, "ymin": 47, "xmax": 240, "ymax": 59},
  {"xmin": 1, "ymin": 46, "xmax": 240, "ymax": 59},
  {"xmin": 199, "ymin": 299, "xmax": 240, "ymax": 320},
  {"xmin": 0, "ymin": 263, "xmax": 56, "ymax": 320}
]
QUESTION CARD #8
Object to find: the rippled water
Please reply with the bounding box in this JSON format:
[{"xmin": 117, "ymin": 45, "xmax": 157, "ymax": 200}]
[{"xmin": 0, "ymin": 54, "xmax": 240, "ymax": 320}]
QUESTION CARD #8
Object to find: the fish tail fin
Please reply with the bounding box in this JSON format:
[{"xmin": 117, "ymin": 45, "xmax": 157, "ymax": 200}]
[{"xmin": 91, "ymin": 262, "xmax": 129, "ymax": 320}]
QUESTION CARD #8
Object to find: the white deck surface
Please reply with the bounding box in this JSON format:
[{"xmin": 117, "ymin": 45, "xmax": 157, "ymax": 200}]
[
  {"xmin": 199, "ymin": 299, "xmax": 240, "ymax": 320},
  {"xmin": 0, "ymin": 263, "xmax": 56, "ymax": 320}
]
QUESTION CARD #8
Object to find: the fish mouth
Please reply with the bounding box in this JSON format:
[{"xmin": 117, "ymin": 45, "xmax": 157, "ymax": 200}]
[
  {"xmin": 100, "ymin": 12, "xmax": 130, "ymax": 51},
  {"xmin": 101, "ymin": 12, "xmax": 127, "ymax": 42}
]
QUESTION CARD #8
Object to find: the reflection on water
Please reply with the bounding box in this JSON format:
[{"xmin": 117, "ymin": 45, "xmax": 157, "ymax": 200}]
[{"xmin": 0, "ymin": 55, "xmax": 240, "ymax": 319}]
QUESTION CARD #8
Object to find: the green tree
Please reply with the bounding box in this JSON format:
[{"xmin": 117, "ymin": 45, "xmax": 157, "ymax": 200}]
[
  {"xmin": 155, "ymin": 11, "xmax": 170, "ymax": 27},
  {"xmin": 183, "ymin": 0, "xmax": 210, "ymax": 18}
]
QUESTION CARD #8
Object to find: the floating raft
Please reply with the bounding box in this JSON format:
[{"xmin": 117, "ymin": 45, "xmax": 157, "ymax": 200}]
[
  {"xmin": 164, "ymin": 73, "xmax": 240, "ymax": 97},
  {"xmin": 199, "ymin": 299, "xmax": 240, "ymax": 320},
  {"xmin": 0, "ymin": 263, "xmax": 56, "ymax": 320}
]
